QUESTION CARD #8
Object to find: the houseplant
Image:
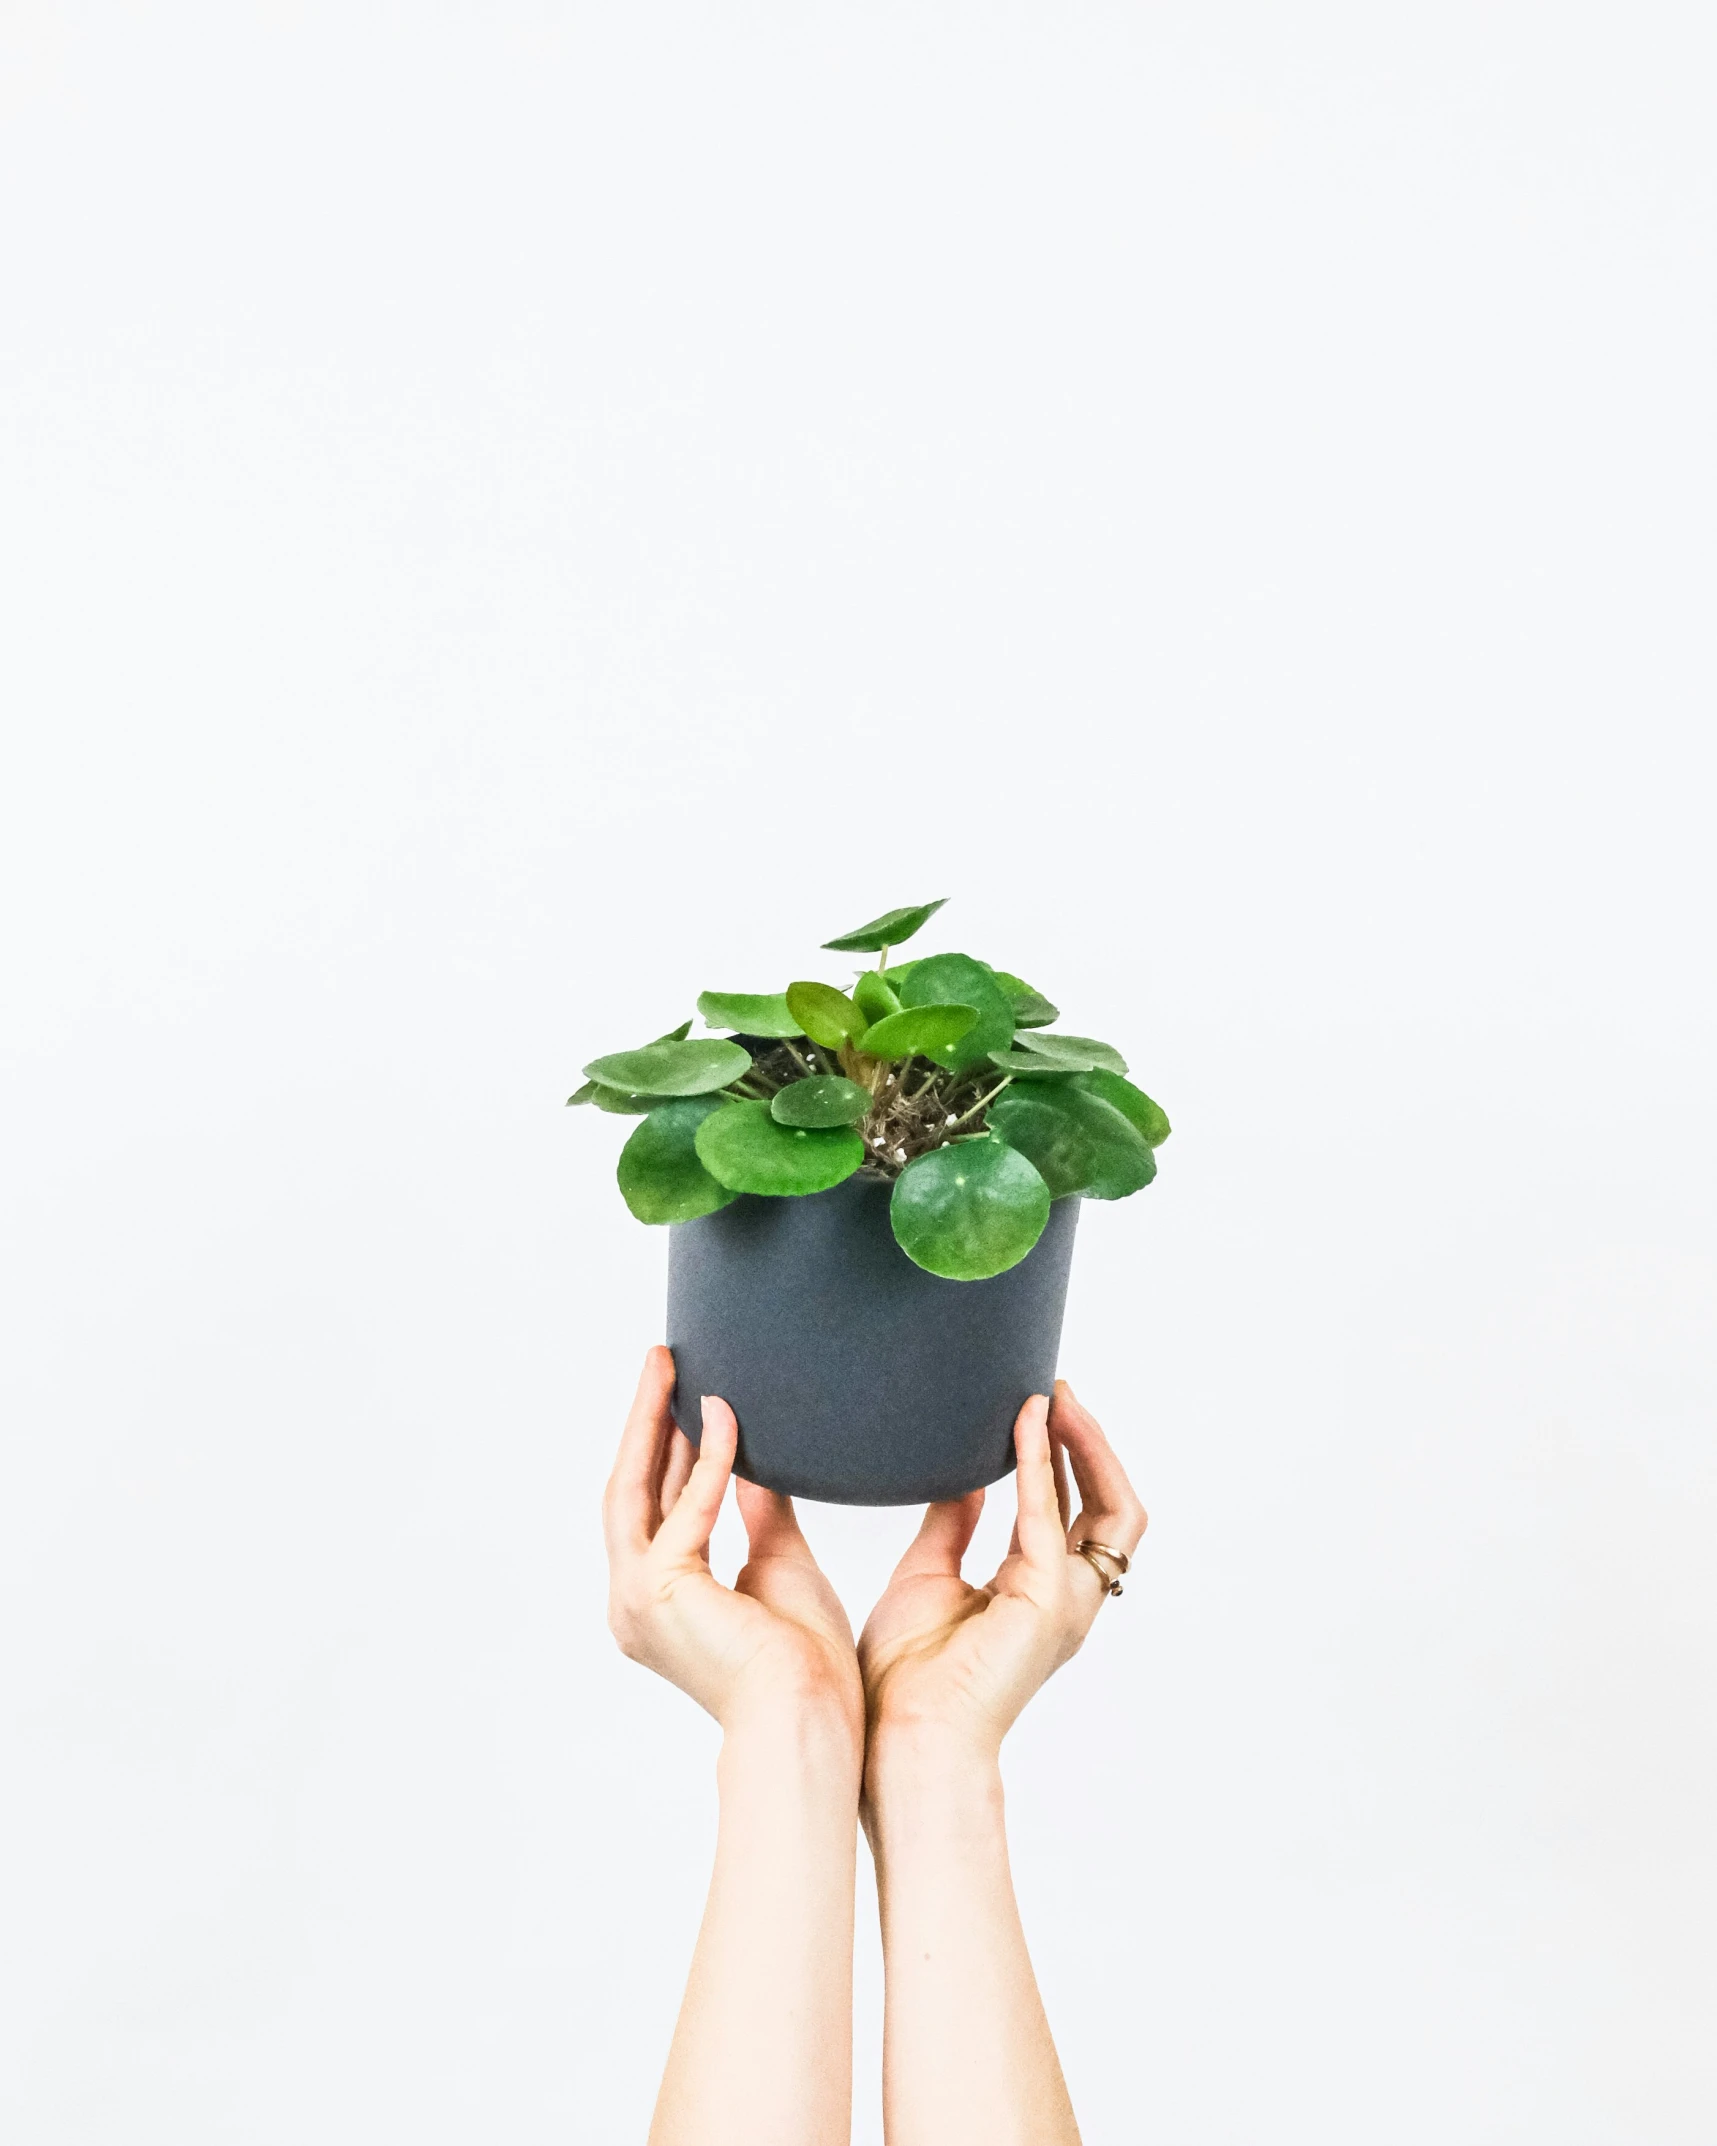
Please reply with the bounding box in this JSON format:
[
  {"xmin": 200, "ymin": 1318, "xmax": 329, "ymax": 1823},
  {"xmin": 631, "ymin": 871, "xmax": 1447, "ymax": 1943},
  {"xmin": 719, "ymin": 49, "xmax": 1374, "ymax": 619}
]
[{"xmin": 568, "ymin": 900, "xmax": 1170, "ymax": 1503}]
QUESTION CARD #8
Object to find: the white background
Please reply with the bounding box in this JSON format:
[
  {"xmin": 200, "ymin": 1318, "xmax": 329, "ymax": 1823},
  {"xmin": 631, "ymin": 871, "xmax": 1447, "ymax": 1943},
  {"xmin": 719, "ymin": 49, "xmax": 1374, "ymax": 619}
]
[{"xmin": 3, "ymin": 5, "xmax": 1713, "ymax": 2140}]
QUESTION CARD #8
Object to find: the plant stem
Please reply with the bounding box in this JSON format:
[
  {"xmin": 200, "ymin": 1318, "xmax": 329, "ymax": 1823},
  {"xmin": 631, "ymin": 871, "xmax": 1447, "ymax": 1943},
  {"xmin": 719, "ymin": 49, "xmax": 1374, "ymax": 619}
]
[
  {"xmin": 947, "ymin": 1077, "xmax": 1012, "ymax": 1129},
  {"xmin": 842, "ymin": 1041, "xmax": 882, "ymax": 1095},
  {"xmin": 782, "ymin": 1040, "xmax": 811, "ymax": 1075}
]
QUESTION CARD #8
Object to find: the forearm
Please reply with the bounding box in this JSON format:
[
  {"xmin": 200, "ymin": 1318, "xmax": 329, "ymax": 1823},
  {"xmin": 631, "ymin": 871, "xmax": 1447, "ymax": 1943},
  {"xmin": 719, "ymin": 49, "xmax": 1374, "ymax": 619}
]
[
  {"xmin": 651, "ymin": 1698, "xmax": 861, "ymax": 2146},
  {"xmin": 865, "ymin": 1732, "xmax": 1080, "ymax": 2146}
]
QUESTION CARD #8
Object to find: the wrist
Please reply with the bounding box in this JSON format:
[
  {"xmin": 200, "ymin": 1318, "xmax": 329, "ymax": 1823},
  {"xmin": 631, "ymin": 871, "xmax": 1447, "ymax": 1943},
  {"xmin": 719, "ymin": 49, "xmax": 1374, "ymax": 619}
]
[
  {"xmin": 862, "ymin": 1717, "xmax": 1002, "ymax": 1830},
  {"xmin": 720, "ymin": 1677, "xmax": 865, "ymax": 1782}
]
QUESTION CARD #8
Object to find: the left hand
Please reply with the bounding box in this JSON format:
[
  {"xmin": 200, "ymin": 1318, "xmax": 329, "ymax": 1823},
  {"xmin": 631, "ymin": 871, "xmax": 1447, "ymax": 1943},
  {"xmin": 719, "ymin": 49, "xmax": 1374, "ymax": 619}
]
[
  {"xmin": 858, "ymin": 1381, "xmax": 1147, "ymax": 1772},
  {"xmin": 602, "ymin": 1346, "xmax": 863, "ymax": 1742}
]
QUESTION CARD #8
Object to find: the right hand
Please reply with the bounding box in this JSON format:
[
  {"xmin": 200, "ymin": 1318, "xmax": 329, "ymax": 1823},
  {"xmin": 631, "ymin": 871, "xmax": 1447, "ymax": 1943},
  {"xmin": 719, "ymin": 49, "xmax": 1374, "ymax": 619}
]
[
  {"xmin": 857, "ymin": 1382, "xmax": 1147, "ymax": 1768},
  {"xmin": 603, "ymin": 1347, "xmax": 863, "ymax": 1744}
]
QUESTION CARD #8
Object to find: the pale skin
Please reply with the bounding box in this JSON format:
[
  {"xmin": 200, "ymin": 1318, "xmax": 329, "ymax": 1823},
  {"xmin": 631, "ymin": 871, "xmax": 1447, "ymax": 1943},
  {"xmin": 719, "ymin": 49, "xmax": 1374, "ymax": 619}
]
[{"xmin": 603, "ymin": 1346, "xmax": 1148, "ymax": 2146}]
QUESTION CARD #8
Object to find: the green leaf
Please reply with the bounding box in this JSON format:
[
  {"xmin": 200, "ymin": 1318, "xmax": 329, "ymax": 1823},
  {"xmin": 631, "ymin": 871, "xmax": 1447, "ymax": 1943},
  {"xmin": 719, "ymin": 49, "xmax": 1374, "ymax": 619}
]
[
  {"xmin": 1070, "ymin": 1069, "xmax": 1171, "ymax": 1147},
  {"xmin": 584, "ymin": 1038, "xmax": 754, "ymax": 1097},
  {"xmin": 822, "ymin": 898, "xmax": 947, "ymax": 953},
  {"xmin": 858, "ymin": 1003, "xmax": 978, "ymax": 1061},
  {"xmin": 985, "ymin": 1050, "xmax": 1080, "ymax": 1077},
  {"xmin": 588, "ymin": 1084, "xmax": 657, "ymax": 1114},
  {"xmin": 898, "ymin": 953, "xmax": 1016, "ymax": 1072},
  {"xmin": 989, "ymin": 971, "xmax": 1059, "ymax": 1028},
  {"xmin": 696, "ymin": 990, "xmax": 803, "ymax": 1038},
  {"xmin": 571, "ymin": 1019, "xmax": 696, "ymax": 1101},
  {"xmin": 786, "ymin": 980, "xmax": 860, "ymax": 1050},
  {"xmin": 987, "ymin": 1083, "xmax": 1155, "ymax": 1200},
  {"xmin": 695, "ymin": 1100, "xmax": 866, "ymax": 1196},
  {"xmin": 883, "ymin": 958, "xmax": 919, "ymax": 993},
  {"xmin": 1011, "ymin": 1031, "xmax": 1128, "ymax": 1076},
  {"xmin": 617, "ymin": 1097, "xmax": 738, "ymax": 1224},
  {"xmin": 852, "ymin": 970, "xmax": 902, "ymax": 1027},
  {"xmin": 770, "ymin": 1075, "xmax": 873, "ymax": 1129},
  {"xmin": 889, "ymin": 1137, "xmax": 1052, "ymax": 1279}
]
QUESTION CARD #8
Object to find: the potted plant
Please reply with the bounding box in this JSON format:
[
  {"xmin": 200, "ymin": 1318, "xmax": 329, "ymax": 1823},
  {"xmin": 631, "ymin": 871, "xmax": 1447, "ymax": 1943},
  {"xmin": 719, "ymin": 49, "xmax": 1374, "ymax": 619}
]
[{"xmin": 568, "ymin": 900, "xmax": 1170, "ymax": 1504}]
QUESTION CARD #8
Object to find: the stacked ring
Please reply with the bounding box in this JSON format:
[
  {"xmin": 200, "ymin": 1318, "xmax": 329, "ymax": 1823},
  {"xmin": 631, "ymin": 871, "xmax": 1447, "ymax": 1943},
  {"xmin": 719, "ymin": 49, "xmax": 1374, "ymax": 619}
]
[{"xmin": 1075, "ymin": 1539, "xmax": 1130, "ymax": 1597}]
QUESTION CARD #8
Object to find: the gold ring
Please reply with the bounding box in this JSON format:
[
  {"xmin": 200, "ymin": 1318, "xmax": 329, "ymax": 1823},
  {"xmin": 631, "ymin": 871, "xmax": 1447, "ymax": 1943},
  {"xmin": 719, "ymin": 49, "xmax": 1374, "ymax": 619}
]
[
  {"xmin": 1077, "ymin": 1538, "xmax": 1130, "ymax": 1576},
  {"xmin": 1075, "ymin": 1545, "xmax": 1125, "ymax": 1597}
]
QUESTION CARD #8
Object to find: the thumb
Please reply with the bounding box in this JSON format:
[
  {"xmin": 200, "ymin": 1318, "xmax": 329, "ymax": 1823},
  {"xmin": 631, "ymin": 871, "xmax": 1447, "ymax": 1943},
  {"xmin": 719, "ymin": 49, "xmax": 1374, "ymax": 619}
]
[
  {"xmin": 892, "ymin": 1489, "xmax": 985, "ymax": 1581},
  {"xmin": 736, "ymin": 1477, "xmax": 813, "ymax": 1563},
  {"xmin": 652, "ymin": 1396, "xmax": 737, "ymax": 1565}
]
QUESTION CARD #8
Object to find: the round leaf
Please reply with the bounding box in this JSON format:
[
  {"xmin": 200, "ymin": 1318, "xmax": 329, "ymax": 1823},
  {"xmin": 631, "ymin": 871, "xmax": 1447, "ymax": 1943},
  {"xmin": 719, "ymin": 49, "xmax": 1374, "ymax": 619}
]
[
  {"xmin": 852, "ymin": 970, "xmax": 902, "ymax": 1027},
  {"xmin": 989, "ymin": 970, "xmax": 1059, "ymax": 1028},
  {"xmin": 1012, "ymin": 1031, "xmax": 1128, "ymax": 1076},
  {"xmin": 899, "ymin": 953, "xmax": 1016, "ymax": 1072},
  {"xmin": 822, "ymin": 898, "xmax": 947, "ymax": 953},
  {"xmin": 1070, "ymin": 1069, "xmax": 1171, "ymax": 1147},
  {"xmin": 786, "ymin": 980, "xmax": 859, "ymax": 1050},
  {"xmin": 589, "ymin": 1084, "xmax": 657, "ymax": 1114},
  {"xmin": 696, "ymin": 990, "xmax": 803, "ymax": 1038},
  {"xmin": 616, "ymin": 1098, "xmax": 738, "ymax": 1224},
  {"xmin": 985, "ymin": 1050, "xmax": 1080, "ymax": 1077},
  {"xmin": 987, "ymin": 1083, "xmax": 1155, "ymax": 1200},
  {"xmin": 770, "ymin": 1075, "xmax": 873, "ymax": 1129},
  {"xmin": 584, "ymin": 1038, "xmax": 753, "ymax": 1097},
  {"xmin": 694, "ymin": 1100, "xmax": 865, "ymax": 1196},
  {"xmin": 889, "ymin": 1137, "xmax": 1052, "ymax": 1280},
  {"xmin": 858, "ymin": 1003, "xmax": 978, "ymax": 1061}
]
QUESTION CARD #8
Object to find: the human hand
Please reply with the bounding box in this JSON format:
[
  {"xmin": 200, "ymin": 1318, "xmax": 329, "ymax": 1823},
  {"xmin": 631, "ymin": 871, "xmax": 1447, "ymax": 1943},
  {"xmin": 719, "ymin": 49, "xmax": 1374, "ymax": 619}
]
[
  {"xmin": 603, "ymin": 1346, "xmax": 863, "ymax": 1745},
  {"xmin": 858, "ymin": 1382, "xmax": 1146, "ymax": 1780}
]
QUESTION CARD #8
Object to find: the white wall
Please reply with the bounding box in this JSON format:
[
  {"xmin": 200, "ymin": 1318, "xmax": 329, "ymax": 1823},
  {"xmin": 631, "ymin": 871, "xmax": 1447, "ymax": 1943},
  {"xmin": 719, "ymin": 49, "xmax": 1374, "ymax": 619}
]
[{"xmin": 2, "ymin": 6, "xmax": 1712, "ymax": 2140}]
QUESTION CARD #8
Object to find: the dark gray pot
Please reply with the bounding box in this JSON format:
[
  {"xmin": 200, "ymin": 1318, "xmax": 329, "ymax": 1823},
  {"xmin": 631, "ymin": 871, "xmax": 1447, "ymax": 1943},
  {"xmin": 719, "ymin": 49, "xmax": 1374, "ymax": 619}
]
[{"xmin": 666, "ymin": 1175, "xmax": 1080, "ymax": 1506}]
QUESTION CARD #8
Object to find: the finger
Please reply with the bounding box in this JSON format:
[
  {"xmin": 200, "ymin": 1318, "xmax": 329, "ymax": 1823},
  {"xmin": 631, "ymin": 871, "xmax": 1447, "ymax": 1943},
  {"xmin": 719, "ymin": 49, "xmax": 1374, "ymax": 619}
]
[
  {"xmin": 735, "ymin": 1478, "xmax": 814, "ymax": 1564},
  {"xmin": 646, "ymin": 1403, "xmax": 677, "ymax": 1517},
  {"xmin": 1051, "ymin": 1381, "xmax": 1148, "ymax": 1558},
  {"xmin": 603, "ymin": 1347, "xmax": 678, "ymax": 1553},
  {"xmin": 658, "ymin": 1428, "xmax": 697, "ymax": 1523},
  {"xmin": 1010, "ymin": 1395, "xmax": 1065, "ymax": 1571},
  {"xmin": 1052, "ymin": 1434, "xmax": 1073, "ymax": 1535},
  {"xmin": 1007, "ymin": 1421, "xmax": 1069, "ymax": 1559},
  {"xmin": 652, "ymin": 1395, "xmax": 738, "ymax": 1566},
  {"xmin": 1067, "ymin": 1542, "xmax": 1118, "ymax": 1618},
  {"xmin": 892, "ymin": 1489, "xmax": 985, "ymax": 1581}
]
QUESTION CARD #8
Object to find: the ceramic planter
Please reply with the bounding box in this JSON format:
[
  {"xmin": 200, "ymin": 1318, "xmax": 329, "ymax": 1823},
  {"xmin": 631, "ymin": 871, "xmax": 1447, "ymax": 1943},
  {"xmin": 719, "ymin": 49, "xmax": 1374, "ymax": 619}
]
[{"xmin": 666, "ymin": 1175, "xmax": 1080, "ymax": 1505}]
